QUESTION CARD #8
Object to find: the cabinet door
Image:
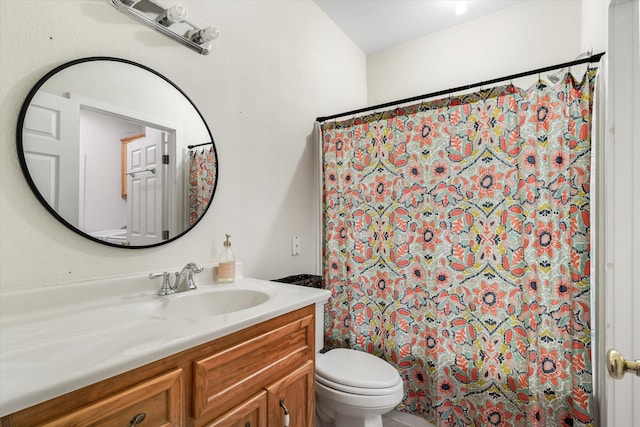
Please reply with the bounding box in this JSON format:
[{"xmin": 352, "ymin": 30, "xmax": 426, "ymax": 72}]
[
  {"xmin": 193, "ymin": 306, "xmax": 314, "ymax": 421},
  {"xmin": 266, "ymin": 361, "xmax": 314, "ymax": 427},
  {"xmin": 40, "ymin": 369, "xmax": 183, "ymax": 427},
  {"xmin": 204, "ymin": 391, "xmax": 267, "ymax": 427}
]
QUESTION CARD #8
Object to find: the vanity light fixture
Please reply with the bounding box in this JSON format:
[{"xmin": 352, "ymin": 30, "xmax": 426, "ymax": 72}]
[{"xmin": 109, "ymin": 0, "xmax": 219, "ymax": 55}]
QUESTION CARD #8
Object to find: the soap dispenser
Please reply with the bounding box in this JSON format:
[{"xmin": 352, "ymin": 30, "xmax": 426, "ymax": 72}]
[{"xmin": 218, "ymin": 234, "xmax": 235, "ymax": 283}]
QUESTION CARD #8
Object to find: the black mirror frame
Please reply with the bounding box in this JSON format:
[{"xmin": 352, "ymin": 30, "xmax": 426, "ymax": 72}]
[{"xmin": 16, "ymin": 56, "xmax": 218, "ymax": 249}]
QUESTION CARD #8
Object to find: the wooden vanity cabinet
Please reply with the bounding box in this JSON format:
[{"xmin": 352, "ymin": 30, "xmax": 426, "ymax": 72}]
[
  {"xmin": 1, "ymin": 367, "xmax": 186, "ymax": 427},
  {"xmin": 205, "ymin": 361, "xmax": 315, "ymax": 427},
  {"xmin": 1, "ymin": 305, "xmax": 316, "ymax": 427},
  {"xmin": 38, "ymin": 369, "xmax": 184, "ymax": 427},
  {"xmin": 265, "ymin": 361, "xmax": 315, "ymax": 427},
  {"xmin": 204, "ymin": 391, "xmax": 268, "ymax": 427}
]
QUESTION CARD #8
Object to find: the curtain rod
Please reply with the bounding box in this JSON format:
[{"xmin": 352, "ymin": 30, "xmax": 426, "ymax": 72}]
[
  {"xmin": 316, "ymin": 51, "xmax": 605, "ymax": 123},
  {"xmin": 188, "ymin": 141, "xmax": 213, "ymax": 149}
]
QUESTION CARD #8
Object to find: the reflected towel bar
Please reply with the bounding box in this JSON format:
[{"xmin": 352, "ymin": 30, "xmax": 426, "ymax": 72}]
[
  {"xmin": 126, "ymin": 167, "xmax": 156, "ymax": 177},
  {"xmin": 188, "ymin": 142, "xmax": 214, "ymax": 149}
]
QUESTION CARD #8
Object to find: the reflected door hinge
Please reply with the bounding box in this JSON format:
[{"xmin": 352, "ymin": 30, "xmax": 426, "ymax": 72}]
[
  {"xmin": 162, "ymin": 230, "xmax": 169, "ymax": 240},
  {"xmin": 162, "ymin": 154, "xmax": 170, "ymax": 164}
]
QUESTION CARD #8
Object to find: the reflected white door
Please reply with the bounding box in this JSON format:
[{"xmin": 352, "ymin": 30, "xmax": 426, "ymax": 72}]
[
  {"xmin": 604, "ymin": 0, "xmax": 639, "ymax": 425},
  {"xmin": 22, "ymin": 92, "xmax": 80, "ymax": 226},
  {"xmin": 126, "ymin": 132, "xmax": 164, "ymax": 245}
]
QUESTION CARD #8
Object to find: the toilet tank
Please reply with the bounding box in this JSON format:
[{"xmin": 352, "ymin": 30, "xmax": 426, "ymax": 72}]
[{"xmin": 315, "ymin": 301, "xmax": 325, "ymax": 353}]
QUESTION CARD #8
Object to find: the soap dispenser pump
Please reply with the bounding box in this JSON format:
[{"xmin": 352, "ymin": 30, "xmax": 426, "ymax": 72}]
[{"xmin": 218, "ymin": 234, "xmax": 235, "ymax": 283}]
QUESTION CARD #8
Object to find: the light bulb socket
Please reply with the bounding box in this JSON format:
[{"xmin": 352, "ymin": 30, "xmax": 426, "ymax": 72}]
[
  {"xmin": 188, "ymin": 26, "xmax": 220, "ymax": 44},
  {"xmin": 157, "ymin": 4, "xmax": 188, "ymax": 26}
]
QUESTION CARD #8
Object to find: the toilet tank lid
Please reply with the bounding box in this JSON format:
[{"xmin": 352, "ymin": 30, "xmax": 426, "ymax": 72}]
[{"xmin": 316, "ymin": 348, "xmax": 400, "ymax": 389}]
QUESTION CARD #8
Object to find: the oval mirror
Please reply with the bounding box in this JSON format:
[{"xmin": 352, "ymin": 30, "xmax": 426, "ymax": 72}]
[{"xmin": 17, "ymin": 57, "xmax": 218, "ymax": 248}]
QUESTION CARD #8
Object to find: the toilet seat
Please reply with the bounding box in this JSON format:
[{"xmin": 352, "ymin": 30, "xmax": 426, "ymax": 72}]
[
  {"xmin": 316, "ymin": 349, "xmax": 402, "ymax": 396},
  {"xmin": 316, "ymin": 373, "xmax": 403, "ymax": 397}
]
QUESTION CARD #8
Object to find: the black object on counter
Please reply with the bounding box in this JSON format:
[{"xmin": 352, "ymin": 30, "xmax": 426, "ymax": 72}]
[{"xmin": 272, "ymin": 274, "xmax": 323, "ymax": 289}]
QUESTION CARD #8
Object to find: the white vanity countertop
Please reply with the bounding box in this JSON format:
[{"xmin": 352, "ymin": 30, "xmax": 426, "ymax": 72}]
[{"xmin": 0, "ymin": 270, "xmax": 330, "ymax": 417}]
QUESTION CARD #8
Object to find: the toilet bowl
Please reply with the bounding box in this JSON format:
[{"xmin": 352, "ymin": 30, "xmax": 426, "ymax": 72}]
[{"xmin": 315, "ymin": 348, "xmax": 404, "ymax": 427}]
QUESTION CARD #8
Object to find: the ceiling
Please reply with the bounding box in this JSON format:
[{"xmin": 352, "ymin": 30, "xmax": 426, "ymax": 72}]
[{"xmin": 313, "ymin": 0, "xmax": 529, "ymax": 54}]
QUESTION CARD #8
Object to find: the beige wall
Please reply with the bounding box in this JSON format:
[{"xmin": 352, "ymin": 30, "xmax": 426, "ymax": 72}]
[
  {"xmin": 0, "ymin": 0, "xmax": 366, "ymax": 290},
  {"xmin": 0, "ymin": 0, "xmax": 610, "ymax": 291},
  {"xmin": 366, "ymin": 0, "xmax": 609, "ymax": 105}
]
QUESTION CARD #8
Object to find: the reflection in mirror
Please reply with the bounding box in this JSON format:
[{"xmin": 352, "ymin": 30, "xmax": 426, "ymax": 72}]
[{"xmin": 17, "ymin": 57, "xmax": 218, "ymax": 248}]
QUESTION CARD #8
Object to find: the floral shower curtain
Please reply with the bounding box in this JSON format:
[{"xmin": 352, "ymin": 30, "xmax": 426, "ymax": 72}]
[
  {"xmin": 321, "ymin": 69, "xmax": 598, "ymax": 426},
  {"xmin": 188, "ymin": 147, "xmax": 216, "ymax": 225}
]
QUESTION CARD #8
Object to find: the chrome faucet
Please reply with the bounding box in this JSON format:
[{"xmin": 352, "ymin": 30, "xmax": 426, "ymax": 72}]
[
  {"xmin": 173, "ymin": 262, "xmax": 203, "ymax": 293},
  {"xmin": 149, "ymin": 262, "xmax": 203, "ymax": 296}
]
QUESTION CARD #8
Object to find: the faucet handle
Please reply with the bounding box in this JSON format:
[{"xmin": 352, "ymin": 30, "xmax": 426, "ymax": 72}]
[
  {"xmin": 187, "ymin": 262, "xmax": 203, "ymax": 273},
  {"xmin": 149, "ymin": 272, "xmax": 175, "ymax": 296}
]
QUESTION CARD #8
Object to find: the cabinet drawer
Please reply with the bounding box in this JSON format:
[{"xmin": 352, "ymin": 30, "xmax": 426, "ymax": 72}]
[
  {"xmin": 40, "ymin": 369, "xmax": 183, "ymax": 427},
  {"xmin": 193, "ymin": 306, "xmax": 314, "ymax": 421},
  {"xmin": 204, "ymin": 391, "xmax": 267, "ymax": 427}
]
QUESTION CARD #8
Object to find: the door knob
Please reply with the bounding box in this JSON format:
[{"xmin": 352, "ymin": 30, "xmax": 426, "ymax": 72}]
[{"xmin": 607, "ymin": 349, "xmax": 640, "ymax": 379}]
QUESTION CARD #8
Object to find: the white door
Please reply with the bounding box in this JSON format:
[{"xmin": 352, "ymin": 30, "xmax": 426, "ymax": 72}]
[
  {"xmin": 126, "ymin": 132, "xmax": 164, "ymax": 246},
  {"xmin": 22, "ymin": 91, "xmax": 80, "ymax": 226},
  {"xmin": 603, "ymin": 0, "xmax": 639, "ymax": 425}
]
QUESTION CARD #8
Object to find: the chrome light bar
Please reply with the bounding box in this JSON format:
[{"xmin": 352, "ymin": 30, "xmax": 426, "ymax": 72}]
[{"xmin": 109, "ymin": 0, "xmax": 219, "ymax": 55}]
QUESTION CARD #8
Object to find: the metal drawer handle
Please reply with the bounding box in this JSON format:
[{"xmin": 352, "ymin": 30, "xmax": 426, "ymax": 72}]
[
  {"xmin": 129, "ymin": 412, "xmax": 146, "ymax": 426},
  {"xmin": 279, "ymin": 398, "xmax": 290, "ymax": 427}
]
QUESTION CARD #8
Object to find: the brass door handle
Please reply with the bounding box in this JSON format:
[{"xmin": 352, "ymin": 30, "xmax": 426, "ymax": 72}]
[{"xmin": 607, "ymin": 349, "xmax": 640, "ymax": 379}]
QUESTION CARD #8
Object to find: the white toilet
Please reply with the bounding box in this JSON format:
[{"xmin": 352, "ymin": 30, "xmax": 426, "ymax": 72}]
[{"xmin": 314, "ymin": 305, "xmax": 404, "ymax": 427}]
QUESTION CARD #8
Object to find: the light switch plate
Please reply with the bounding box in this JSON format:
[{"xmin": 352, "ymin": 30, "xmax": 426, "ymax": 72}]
[{"xmin": 292, "ymin": 236, "xmax": 301, "ymax": 256}]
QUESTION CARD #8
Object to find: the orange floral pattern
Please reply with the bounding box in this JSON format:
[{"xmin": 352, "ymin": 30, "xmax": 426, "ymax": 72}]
[
  {"xmin": 188, "ymin": 147, "xmax": 216, "ymax": 225},
  {"xmin": 322, "ymin": 70, "xmax": 597, "ymax": 426}
]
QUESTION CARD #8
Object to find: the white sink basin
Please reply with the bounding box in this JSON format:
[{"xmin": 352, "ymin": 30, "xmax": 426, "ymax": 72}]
[
  {"xmin": 0, "ymin": 273, "xmax": 332, "ymax": 418},
  {"xmin": 153, "ymin": 289, "xmax": 270, "ymax": 318}
]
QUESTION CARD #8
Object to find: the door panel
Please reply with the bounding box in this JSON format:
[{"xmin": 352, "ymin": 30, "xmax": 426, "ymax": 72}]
[
  {"xmin": 604, "ymin": 1, "xmax": 639, "ymax": 426},
  {"xmin": 127, "ymin": 132, "xmax": 163, "ymax": 245},
  {"xmin": 22, "ymin": 91, "xmax": 80, "ymax": 226}
]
